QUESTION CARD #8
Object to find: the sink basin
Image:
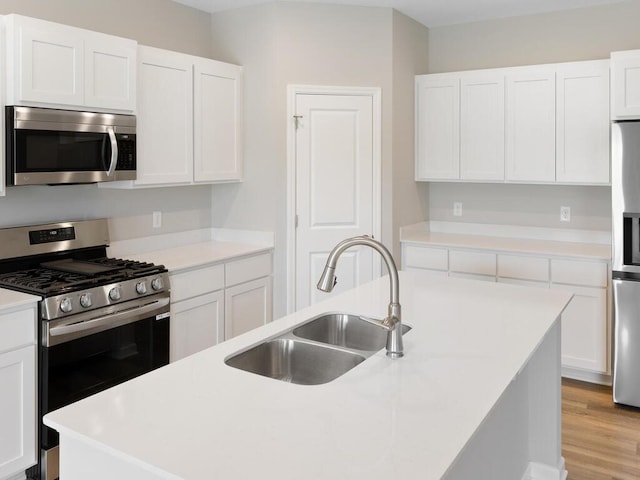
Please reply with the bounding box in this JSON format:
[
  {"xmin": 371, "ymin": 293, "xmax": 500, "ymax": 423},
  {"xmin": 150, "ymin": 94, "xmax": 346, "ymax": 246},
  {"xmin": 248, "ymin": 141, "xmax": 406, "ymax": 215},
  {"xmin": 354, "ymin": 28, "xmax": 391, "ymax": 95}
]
[
  {"xmin": 225, "ymin": 338, "xmax": 366, "ymax": 385},
  {"xmin": 293, "ymin": 312, "xmax": 412, "ymax": 351}
]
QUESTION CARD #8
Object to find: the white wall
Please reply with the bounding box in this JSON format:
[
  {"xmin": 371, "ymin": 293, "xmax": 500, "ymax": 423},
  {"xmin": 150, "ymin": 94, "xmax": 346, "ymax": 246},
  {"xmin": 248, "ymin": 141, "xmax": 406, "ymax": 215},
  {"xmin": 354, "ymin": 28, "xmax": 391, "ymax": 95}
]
[
  {"xmin": 0, "ymin": 0, "xmax": 214, "ymax": 240},
  {"xmin": 209, "ymin": 2, "xmax": 428, "ymax": 318},
  {"xmin": 426, "ymin": 0, "xmax": 640, "ymax": 233},
  {"xmin": 429, "ymin": 183, "xmax": 611, "ymax": 231}
]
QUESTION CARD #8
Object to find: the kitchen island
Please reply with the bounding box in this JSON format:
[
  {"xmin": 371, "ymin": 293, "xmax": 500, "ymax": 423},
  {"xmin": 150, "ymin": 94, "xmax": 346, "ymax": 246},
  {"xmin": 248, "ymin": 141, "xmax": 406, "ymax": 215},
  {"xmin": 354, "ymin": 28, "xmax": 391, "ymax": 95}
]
[{"xmin": 44, "ymin": 270, "xmax": 572, "ymax": 480}]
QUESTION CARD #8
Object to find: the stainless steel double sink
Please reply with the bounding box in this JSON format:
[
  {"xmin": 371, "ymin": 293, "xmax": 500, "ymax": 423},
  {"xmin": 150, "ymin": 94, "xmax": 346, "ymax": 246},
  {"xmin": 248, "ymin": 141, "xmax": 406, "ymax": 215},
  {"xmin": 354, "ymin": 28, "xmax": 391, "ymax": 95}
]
[{"xmin": 225, "ymin": 312, "xmax": 411, "ymax": 385}]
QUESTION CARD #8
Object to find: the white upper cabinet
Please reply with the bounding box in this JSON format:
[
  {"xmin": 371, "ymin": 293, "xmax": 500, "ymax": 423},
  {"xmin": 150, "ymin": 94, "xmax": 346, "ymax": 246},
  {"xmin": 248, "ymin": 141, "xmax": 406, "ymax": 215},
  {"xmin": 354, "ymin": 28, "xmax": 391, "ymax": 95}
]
[
  {"xmin": 83, "ymin": 35, "xmax": 137, "ymax": 111},
  {"xmin": 415, "ymin": 59, "xmax": 610, "ymax": 185},
  {"xmin": 611, "ymin": 50, "xmax": 640, "ymax": 119},
  {"xmin": 460, "ymin": 72, "xmax": 505, "ymax": 180},
  {"xmin": 556, "ymin": 60, "xmax": 610, "ymax": 184},
  {"xmin": 105, "ymin": 45, "xmax": 243, "ymax": 188},
  {"xmin": 4, "ymin": 14, "xmax": 136, "ymax": 112},
  {"xmin": 193, "ymin": 59, "xmax": 243, "ymax": 183},
  {"xmin": 505, "ymin": 67, "xmax": 556, "ymax": 182},
  {"xmin": 415, "ymin": 75, "xmax": 460, "ymax": 180},
  {"xmin": 136, "ymin": 46, "xmax": 194, "ymax": 185}
]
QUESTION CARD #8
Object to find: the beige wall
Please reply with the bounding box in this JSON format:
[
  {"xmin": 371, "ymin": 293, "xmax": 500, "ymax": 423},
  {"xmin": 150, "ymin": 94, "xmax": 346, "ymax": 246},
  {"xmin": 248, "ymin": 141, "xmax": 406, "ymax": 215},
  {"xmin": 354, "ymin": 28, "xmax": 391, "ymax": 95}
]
[
  {"xmin": 209, "ymin": 2, "xmax": 428, "ymax": 317},
  {"xmin": 0, "ymin": 0, "xmax": 214, "ymax": 240},
  {"xmin": 425, "ymin": 1, "xmax": 640, "ymax": 232},
  {"xmin": 0, "ymin": 0, "xmax": 212, "ymax": 56},
  {"xmin": 391, "ymin": 10, "xmax": 429, "ymax": 254},
  {"xmin": 429, "ymin": 0, "xmax": 640, "ymax": 72}
]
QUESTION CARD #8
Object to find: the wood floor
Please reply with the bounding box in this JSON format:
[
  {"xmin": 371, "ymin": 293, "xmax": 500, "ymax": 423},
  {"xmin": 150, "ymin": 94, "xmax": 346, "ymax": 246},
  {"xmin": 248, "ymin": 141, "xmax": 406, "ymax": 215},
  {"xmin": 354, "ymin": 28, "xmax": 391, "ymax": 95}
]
[{"xmin": 563, "ymin": 378, "xmax": 640, "ymax": 479}]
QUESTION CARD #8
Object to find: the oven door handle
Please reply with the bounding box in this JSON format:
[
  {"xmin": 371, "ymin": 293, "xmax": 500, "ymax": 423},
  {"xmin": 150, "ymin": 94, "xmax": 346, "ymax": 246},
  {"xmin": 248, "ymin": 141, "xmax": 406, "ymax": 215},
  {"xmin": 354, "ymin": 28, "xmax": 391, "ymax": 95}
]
[
  {"xmin": 106, "ymin": 126, "xmax": 118, "ymax": 177},
  {"xmin": 48, "ymin": 297, "xmax": 170, "ymax": 340}
]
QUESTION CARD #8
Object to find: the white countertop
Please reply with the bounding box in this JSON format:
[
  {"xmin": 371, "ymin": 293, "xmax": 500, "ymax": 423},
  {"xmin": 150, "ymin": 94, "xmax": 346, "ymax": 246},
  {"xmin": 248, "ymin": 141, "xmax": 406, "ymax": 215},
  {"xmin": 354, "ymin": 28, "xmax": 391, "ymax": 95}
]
[
  {"xmin": 0, "ymin": 288, "xmax": 40, "ymax": 311},
  {"xmin": 120, "ymin": 241, "xmax": 272, "ymax": 273},
  {"xmin": 401, "ymin": 226, "xmax": 611, "ymax": 261},
  {"xmin": 44, "ymin": 271, "xmax": 572, "ymax": 480}
]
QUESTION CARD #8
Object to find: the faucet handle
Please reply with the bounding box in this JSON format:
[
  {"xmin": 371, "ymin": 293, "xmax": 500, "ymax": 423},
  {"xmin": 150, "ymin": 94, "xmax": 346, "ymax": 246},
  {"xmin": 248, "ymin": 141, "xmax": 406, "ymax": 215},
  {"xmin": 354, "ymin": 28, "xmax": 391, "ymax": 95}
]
[{"xmin": 358, "ymin": 314, "xmax": 395, "ymax": 331}]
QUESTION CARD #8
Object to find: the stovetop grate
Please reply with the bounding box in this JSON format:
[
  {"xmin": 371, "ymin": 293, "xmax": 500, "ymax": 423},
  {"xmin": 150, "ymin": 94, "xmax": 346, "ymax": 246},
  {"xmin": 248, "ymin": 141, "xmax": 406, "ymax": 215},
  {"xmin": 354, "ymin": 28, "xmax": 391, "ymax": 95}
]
[{"xmin": 0, "ymin": 257, "xmax": 166, "ymax": 296}]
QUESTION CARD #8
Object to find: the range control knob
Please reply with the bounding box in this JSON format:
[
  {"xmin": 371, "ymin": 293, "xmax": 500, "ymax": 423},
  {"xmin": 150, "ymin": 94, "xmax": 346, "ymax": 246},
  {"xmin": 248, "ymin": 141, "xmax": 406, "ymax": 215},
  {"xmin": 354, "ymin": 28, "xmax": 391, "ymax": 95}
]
[
  {"xmin": 151, "ymin": 277, "xmax": 164, "ymax": 291},
  {"xmin": 80, "ymin": 293, "xmax": 93, "ymax": 308},
  {"xmin": 109, "ymin": 287, "xmax": 122, "ymax": 301},
  {"xmin": 59, "ymin": 297, "xmax": 73, "ymax": 313},
  {"xmin": 136, "ymin": 281, "xmax": 147, "ymax": 295}
]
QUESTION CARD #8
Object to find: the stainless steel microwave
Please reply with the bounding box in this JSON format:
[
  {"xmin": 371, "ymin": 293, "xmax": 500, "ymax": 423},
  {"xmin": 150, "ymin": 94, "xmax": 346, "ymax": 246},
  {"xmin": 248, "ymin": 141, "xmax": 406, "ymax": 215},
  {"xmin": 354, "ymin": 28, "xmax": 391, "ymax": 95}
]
[{"xmin": 5, "ymin": 106, "xmax": 136, "ymax": 185}]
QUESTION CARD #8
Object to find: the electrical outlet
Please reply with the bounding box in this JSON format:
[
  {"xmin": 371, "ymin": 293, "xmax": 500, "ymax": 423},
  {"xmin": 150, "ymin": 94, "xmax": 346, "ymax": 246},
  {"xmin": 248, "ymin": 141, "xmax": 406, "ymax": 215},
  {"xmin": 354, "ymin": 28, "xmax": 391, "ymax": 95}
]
[
  {"xmin": 453, "ymin": 202, "xmax": 463, "ymax": 217},
  {"xmin": 153, "ymin": 211, "xmax": 162, "ymax": 228},
  {"xmin": 560, "ymin": 206, "xmax": 571, "ymax": 222}
]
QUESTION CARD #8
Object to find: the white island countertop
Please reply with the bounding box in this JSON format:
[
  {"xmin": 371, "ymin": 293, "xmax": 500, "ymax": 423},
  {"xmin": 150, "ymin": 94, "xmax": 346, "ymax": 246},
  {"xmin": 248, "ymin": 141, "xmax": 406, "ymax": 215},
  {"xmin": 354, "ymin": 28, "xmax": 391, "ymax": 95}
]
[{"xmin": 44, "ymin": 271, "xmax": 572, "ymax": 480}]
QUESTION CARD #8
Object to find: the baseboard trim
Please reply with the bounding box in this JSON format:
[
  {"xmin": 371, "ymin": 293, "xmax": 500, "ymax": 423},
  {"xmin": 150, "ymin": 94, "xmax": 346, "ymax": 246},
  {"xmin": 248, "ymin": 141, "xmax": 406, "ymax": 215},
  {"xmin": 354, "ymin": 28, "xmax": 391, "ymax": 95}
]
[
  {"xmin": 522, "ymin": 458, "xmax": 568, "ymax": 480},
  {"xmin": 562, "ymin": 367, "xmax": 612, "ymax": 386}
]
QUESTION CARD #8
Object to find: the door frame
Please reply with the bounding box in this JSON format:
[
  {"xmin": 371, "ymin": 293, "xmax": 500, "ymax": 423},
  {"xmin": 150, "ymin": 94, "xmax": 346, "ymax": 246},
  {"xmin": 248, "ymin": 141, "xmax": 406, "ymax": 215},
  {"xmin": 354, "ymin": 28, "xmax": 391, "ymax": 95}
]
[{"xmin": 286, "ymin": 84, "xmax": 382, "ymax": 314}]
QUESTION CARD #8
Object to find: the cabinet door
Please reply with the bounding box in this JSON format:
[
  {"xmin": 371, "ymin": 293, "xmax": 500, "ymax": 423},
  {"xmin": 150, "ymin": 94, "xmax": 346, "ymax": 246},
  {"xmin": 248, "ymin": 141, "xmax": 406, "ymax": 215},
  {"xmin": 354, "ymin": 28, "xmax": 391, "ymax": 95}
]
[
  {"xmin": 505, "ymin": 68, "xmax": 556, "ymax": 182},
  {"xmin": 224, "ymin": 277, "xmax": 272, "ymax": 340},
  {"xmin": 556, "ymin": 60, "xmax": 610, "ymax": 184},
  {"xmin": 0, "ymin": 345, "xmax": 36, "ymax": 478},
  {"xmin": 194, "ymin": 60, "xmax": 243, "ymax": 183},
  {"xmin": 171, "ymin": 291, "xmax": 223, "ymax": 362},
  {"xmin": 552, "ymin": 284, "xmax": 608, "ymax": 374},
  {"xmin": 415, "ymin": 75, "xmax": 460, "ymax": 180},
  {"xmin": 84, "ymin": 34, "xmax": 136, "ymax": 112},
  {"xmin": 611, "ymin": 50, "xmax": 640, "ymax": 119},
  {"xmin": 460, "ymin": 73, "xmax": 505, "ymax": 180},
  {"xmin": 10, "ymin": 15, "xmax": 84, "ymax": 106},
  {"xmin": 136, "ymin": 46, "xmax": 193, "ymax": 185}
]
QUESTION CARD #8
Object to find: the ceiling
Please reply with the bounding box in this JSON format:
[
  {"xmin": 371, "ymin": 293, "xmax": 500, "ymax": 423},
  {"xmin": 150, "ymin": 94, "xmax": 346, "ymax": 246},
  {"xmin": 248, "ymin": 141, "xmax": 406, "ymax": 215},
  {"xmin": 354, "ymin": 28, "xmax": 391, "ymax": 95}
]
[{"xmin": 173, "ymin": 0, "xmax": 628, "ymax": 27}]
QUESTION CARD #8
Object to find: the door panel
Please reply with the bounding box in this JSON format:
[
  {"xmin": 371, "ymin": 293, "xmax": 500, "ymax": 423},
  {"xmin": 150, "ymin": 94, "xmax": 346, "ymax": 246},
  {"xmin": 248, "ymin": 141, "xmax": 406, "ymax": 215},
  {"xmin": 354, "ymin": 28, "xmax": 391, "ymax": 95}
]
[
  {"xmin": 460, "ymin": 74, "xmax": 505, "ymax": 180},
  {"xmin": 506, "ymin": 70, "xmax": 556, "ymax": 182},
  {"xmin": 295, "ymin": 93, "xmax": 375, "ymax": 309}
]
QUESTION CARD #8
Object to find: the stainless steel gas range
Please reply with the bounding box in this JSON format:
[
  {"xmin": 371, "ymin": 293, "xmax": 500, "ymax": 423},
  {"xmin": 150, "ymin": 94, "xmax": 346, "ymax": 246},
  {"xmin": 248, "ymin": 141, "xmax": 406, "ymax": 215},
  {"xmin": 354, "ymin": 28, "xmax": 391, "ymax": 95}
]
[{"xmin": 0, "ymin": 219, "xmax": 170, "ymax": 480}]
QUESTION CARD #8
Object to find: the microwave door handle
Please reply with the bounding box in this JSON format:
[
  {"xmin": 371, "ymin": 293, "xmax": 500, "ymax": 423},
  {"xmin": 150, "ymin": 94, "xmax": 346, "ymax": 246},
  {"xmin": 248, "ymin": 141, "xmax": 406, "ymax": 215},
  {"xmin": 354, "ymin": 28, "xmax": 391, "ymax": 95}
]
[{"xmin": 106, "ymin": 127, "xmax": 118, "ymax": 177}]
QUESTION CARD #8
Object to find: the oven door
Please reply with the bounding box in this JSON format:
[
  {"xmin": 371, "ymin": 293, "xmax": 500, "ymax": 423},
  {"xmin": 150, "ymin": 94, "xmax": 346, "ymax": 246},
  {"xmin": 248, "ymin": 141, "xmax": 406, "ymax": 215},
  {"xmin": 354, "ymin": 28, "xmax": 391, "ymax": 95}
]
[
  {"xmin": 37, "ymin": 294, "xmax": 169, "ymax": 480},
  {"xmin": 6, "ymin": 106, "xmax": 136, "ymax": 185}
]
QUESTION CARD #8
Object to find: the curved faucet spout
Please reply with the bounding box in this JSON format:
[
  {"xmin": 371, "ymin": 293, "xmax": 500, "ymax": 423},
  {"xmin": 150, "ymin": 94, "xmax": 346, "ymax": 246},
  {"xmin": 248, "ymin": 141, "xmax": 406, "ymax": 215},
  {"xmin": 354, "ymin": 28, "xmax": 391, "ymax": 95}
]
[{"xmin": 317, "ymin": 236, "xmax": 404, "ymax": 358}]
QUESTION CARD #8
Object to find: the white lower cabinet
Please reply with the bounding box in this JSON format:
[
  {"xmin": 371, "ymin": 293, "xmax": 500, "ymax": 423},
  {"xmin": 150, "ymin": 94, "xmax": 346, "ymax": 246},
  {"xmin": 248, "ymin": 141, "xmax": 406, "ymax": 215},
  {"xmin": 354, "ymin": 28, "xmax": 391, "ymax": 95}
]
[
  {"xmin": 0, "ymin": 303, "xmax": 38, "ymax": 479},
  {"xmin": 402, "ymin": 242, "xmax": 610, "ymax": 383},
  {"xmin": 169, "ymin": 252, "xmax": 273, "ymax": 362},
  {"xmin": 552, "ymin": 284, "xmax": 607, "ymax": 374},
  {"xmin": 0, "ymin": 346, "xmax": 36, "ymax": 479},
  {"xmin": 225, "ymin": 277, "xmax": 273, "ymax": 340},
  {"xmin": 171, "ymin": 291, "xmax": 223, "ymax": 362}
]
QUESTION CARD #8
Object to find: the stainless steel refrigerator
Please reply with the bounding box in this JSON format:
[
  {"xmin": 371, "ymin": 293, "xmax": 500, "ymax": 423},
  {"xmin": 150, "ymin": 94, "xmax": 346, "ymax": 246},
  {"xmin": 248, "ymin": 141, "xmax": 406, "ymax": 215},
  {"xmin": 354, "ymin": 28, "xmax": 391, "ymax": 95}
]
[{"xmin": 612, "ymin": 120, "xmax": 640, "ymax": 407}]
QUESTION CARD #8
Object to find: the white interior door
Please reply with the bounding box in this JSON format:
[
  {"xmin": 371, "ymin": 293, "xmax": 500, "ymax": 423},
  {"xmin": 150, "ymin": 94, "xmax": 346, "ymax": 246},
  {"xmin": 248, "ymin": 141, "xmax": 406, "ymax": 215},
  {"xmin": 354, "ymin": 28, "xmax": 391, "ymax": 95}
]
[{"xmin": 294, "ymin": 92, "xmax": 378, "ymax": 310}]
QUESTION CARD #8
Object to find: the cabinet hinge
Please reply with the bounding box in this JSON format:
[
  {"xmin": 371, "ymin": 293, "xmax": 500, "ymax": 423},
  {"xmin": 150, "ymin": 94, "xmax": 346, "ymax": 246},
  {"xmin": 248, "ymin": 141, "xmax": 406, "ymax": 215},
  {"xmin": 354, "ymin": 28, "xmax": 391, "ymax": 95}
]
[
  {"xmin": 293, "ymin": 115, "xmax": 303, "ymax": 129},
  {"xmin": 295, "ymin": 215, "xmax": 299, "ymax": 228}
]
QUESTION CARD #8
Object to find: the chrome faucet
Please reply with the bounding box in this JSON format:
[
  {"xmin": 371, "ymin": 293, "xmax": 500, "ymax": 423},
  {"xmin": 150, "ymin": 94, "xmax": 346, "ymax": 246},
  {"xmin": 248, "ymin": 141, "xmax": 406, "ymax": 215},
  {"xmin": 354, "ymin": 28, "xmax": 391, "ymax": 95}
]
[{"xmin": 317, "ymin": 236, "xmax": 404, "ymax": 358}]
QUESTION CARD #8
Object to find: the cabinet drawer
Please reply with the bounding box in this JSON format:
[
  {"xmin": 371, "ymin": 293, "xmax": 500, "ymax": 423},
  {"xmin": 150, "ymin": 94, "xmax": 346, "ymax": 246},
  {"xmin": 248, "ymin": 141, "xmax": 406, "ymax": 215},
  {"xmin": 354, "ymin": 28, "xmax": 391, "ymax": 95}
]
[
  {"xmin": 225, "ymin": 253, "xmax": 272, "ymax": 287},
  {"xmin": 498, "ymin": 254, "xmax": 549, "ymax": 282},
  {"xmin": 449, "ymin": 250, "xmax": 496, "ymax": 276},
  {"xmin": 403, "ymin": 245, "xmax": 448, "ymax": 271},
  {"xmin": 551, "ymin": 259, "xmax": 608, "ymax": 287},
  {"xmin": 0, "ymin": 307, "xmax": 36, "ymax": 353},
  {"xmin": 449, "ymin": 272, "xmax": 496, "ymax": 283},
  {"xmin": 170, "ymin": 264, "xmax": 225, "ymax": 302}
]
